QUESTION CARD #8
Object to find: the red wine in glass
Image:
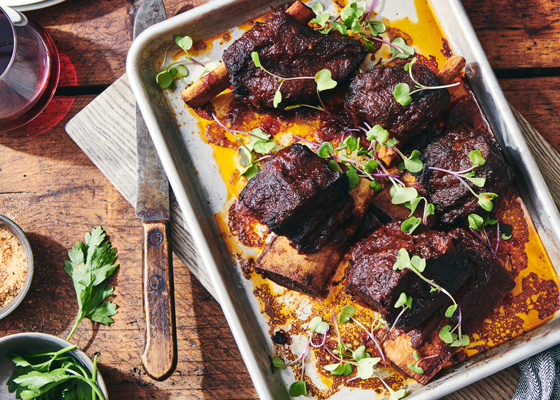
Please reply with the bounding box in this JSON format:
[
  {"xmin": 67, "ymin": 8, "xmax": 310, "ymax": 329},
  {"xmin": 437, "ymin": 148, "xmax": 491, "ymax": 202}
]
[{"xmin": 0, "ymin": 7, "xmax": 60, "ymax": 132}]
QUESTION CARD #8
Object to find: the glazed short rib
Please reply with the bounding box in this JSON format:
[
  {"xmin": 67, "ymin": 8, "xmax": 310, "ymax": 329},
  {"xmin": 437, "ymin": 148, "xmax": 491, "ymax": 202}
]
[
  {"xmin": 239, "ymin": 143, "xmax": 354, "ymax": 253},
  {"xmin": 412, "ymin": 123, "xmax": 514, "ymax": 225},
  {"xmin": 346, "ymin": 221, "xmax": 472, "ymax": 331},
  {"xmin": 222, "ymin": 7, "xmax": 368, "ymax": 109}
]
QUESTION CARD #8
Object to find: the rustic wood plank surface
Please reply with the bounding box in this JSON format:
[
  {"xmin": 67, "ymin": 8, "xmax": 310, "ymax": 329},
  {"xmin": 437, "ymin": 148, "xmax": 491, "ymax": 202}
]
[{"xmin": 0, "ymin": 0, "xmax": 559, "ymax": 399}]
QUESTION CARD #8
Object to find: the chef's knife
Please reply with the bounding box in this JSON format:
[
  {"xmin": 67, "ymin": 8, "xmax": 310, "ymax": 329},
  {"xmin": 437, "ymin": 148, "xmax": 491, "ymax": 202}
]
[{"xmin": 133, "ymin": 0, "xmax": 176, "ymax": 381}]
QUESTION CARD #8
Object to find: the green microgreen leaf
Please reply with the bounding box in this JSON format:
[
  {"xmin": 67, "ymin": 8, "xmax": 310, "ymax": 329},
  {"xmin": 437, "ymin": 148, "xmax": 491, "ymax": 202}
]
[
  {"xmin": 328, "ymin": 160, "xmax": 341, "ymax": 172},
  {"xmin": 410, "ymin": 255, "xmax": 426, "ymax": 272},
  {"xmin": 451, "ymin": 334, "xmax": 470, "ymax": 347},
  {"xmin": 352, "ymin": 345, "xmax": 367, "ymax": 362},
  {"xmin": 391, "ymin": 185, "xmax": 418, "ymax": 205},
  {"xmin": 394, "ymin": 292, "xmax": 412, "ymax": 309},
  {"xmin": 175, "ymin": 65, "xmax": 189, "ymax": 78},
  {"xmin": 394, "ymin": 83, "xmax": 412, "ymax": 106},
  {"xmin": 464, "ymin": 176, "xmax": 486, "ymax": 187},
  {"xmin": 469, "ymin": 150, "xmax": 486, "ymax": 166},
  {"xmin": 366, "ymin": 125, "xmax": 389, "ymax": 143},
  {"xmin": 175, "ymin": 36, "xmax": 193, "ymax": 52},
  {"xmin": 439, "ymin": 325, "xmax": 454, "ymax": 344},
  {"xmin": 250, "ymin": 128, "xmax": 270, "ymax": 139},
  {"xmin": 405, "ymin": 197, "xmax": 422, "ymax": 216},
  {"xmin": 393, "ymin": 248, "xmax": 411, "ymax": 271},
  {"xmin": 404, "ymin": 56, "xmax": 417, "ymax": 72},
  {"xmin": 502, "ymin": 224, "xmax": 513, "ymax": 240},
  {"xmin": 413, "ymin": 350, "xmax": 420, "ymax": 361},
  {"xmin": 311, "ymin": 13, "xmax": 331, "ymax": 28},
  {"xmin": 369, "ymin": 20, "xmax": 386, "ymax": 35},
  {"xmin": 315, "ymin": 69, "xmax": 337, "ymax": 92},
  {"xmin": 344, "ymin": 363, "xmax": 353, "ymax": 375},
  {"xmin": 356, "ymin": 357, "xmax": 381, "ymax": 380},
  {"xmin": 369, "ymin": 180, "xmax": 382, "ymax": 192},
  {"xmin": 364, "ymin": 159, "xmax": 379, "ymax": 172},
  {"xmin": 407, "ymin": 364, "xmax": 424, "ymax": 374},
  {"xmin": 477, "ymin": 192, "xmax": 498, "ymax": 212},
  {"xmin": 340, "ymin": 2, "xmax": 364, "ymax": 28},
  {"xmin": 389, "ymin": 389, "xmax": 408, "ymax": 400},
  {"xmin": 273, "ymin": 89, "xmax": 282, "ymax": 108},
  {"xmin": 317, "ymin": 142, "xmax": 334, "ymax": 159},
  {"xmin": 289, "ymin": 381, "xmax": 307, "ymax": 397},
  {"xmin": 403, "ymin": 150, "xmax": 423, "ymax": 173},
  {"xmin": 347, "ymin": 169, "xmax": 360, "ymax": 190},
  {"xmin": 387, "ymin": 138, "xmax": 397, "ymax": 147},
  {"xmin": 253, "ymin": 140, "xmax": 276, "ymax": 155},
  {"xmin": 312, "ymin": 2, "xmax": 324, "ymax": 14},
  {"xmin": 401, "ymin": 217, "xmax": 421, "ymax": 234},
  {"xmin": 309, "ymin": 316, "xmax": 323, "ymax": 332},
  {"xmin": 338, "ymin": 305, "xmax": 356, "ymax": 323},
  {"xmin": 445, "ymin": 304, "xmax": 458, "ymax": 318},
  {"xmin": 156, "ymin": 71, "xmax": 173, "ymax": 89},
  {"xmin": 324, "ymin": 363, "xmax": 346, "ymax": 376},
  {"xmin": 240, "ymin": 164, "xmax": 260, "ymax": 179},
  {"xmin": 425, "ymin": 203, "xmax": 435, "ymax": 217},
  {"xmin": 468, "ymin": 213, "xmax": 484, "ymax": 231},
  {"xmin": 251, "ymin": 51, "xmax": 262, "ymax": 68},
  {"xmin": 391, "ymin": 37, "xmax": 415, "ymax": 60},
  {"xmin": 343, "ymin": 136, "xmax": 359, "ymax": 152},
  {"xmin": 272, "ymin": 357, "xmax": 286, "ymax": 370},
  {"xmin": 333, "ymin": 21, "xmax": 348, "ymax": 35}
]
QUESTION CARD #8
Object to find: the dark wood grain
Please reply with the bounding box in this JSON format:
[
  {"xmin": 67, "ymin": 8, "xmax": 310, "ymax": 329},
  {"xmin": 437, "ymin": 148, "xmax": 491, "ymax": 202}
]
[
  {"xmin": 141, "ymin": 220, "xmax": 176, "ymax": 381},
  {"xmin": 2, "ymin": 0, "xmax": 559, "ymax": 399}
]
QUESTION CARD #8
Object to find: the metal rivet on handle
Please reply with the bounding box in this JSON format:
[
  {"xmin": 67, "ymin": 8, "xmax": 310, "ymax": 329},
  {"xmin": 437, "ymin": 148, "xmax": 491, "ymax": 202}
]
[
  {"xmin": 148, "ymin": 230, "xmax": 163, "ymax": 246},
  {"xmin": 149, "ymin": 274, "xmax": 164, "ymax": 291}
]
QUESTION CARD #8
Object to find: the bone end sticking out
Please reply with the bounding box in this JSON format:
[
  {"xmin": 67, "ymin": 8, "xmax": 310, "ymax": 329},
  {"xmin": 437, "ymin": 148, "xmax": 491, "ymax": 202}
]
[
  {"xmin": 181, "ymin": 1, "xmax": 315, "ymax": 109},
  {"xmin": 437, "ymin": 55, "xmax": 466, "ymax": 85}
]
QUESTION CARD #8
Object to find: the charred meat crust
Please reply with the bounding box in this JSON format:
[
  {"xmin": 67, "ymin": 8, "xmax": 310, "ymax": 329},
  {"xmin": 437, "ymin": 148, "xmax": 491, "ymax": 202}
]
[
  {"xmin": 239, "ymin": 144, "xmax": 355, "ymax": 253},
  {"xmin": 346, "ymin": 221, "xmax": 472, "ymax": 331},
  {"xmin": 381, "ymin": 227, "xmax": 515, "ymax": 384},
  {"xmin": 222, "ymin": 8, "xmax": 368, "ymax": 109},
  {"xmin": 412, "ymin": 123, "xmax": 514, "ymax": 225},
  {"xmin": 343, "ymin": 63, "xmax": 450, "ymax": 147}
]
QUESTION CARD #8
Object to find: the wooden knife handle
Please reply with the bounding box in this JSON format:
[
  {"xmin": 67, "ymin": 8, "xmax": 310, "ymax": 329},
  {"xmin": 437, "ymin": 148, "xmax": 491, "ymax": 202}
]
[{"xmin": 141, "ymin": 220, "xmax": 177, "ymax": 380}]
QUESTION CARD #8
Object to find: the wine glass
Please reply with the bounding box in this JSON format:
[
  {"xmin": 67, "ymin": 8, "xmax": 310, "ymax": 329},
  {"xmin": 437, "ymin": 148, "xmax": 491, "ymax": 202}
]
[{"xmin": 0, "ymin": 5, "xmax": 59, "ymax": 132}]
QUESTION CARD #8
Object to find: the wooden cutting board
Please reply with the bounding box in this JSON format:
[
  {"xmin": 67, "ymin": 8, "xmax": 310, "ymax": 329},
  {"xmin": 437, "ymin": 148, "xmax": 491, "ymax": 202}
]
[{"xmin": 64, "ymin": 74, "xmax": 560, "ymax": 298}]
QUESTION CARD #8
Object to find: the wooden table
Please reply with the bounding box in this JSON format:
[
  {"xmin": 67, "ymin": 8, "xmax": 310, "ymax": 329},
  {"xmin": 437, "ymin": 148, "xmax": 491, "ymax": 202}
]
[{"xmin": 0, "ymin": 0, "xmax": 556, "ymax": 398}]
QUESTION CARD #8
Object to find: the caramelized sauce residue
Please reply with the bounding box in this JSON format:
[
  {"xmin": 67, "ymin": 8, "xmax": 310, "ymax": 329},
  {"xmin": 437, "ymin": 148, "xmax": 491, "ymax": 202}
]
[{"xmin": 182, "ymin": 0, "xmax": 560, "ymax": 398}]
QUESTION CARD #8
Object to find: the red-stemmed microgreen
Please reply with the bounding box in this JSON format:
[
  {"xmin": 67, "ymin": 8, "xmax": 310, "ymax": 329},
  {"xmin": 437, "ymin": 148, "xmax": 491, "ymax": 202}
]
[
  {"xmin": 338, "ymin": 305, "xmax": 387, "ymax": 367},
  {"xmin": 393, "ymin": 249, "xmax": 469, "ymax": 347},
  {"xmin": 212, "ymin": 113, "xmax": 277, "ymax": 179},
  {"xmin": 468, "ymin": 213, "xmax": 501, "ymax": 258},
  {"xmin": 429, "ymin": 149, "xmax": 498, "ymax": 212},
  {"xmin": 386, "ymin": 292, "xmax": 412, "ymax": 339},
  {"xmin": 407, "ymin": 350, "xmax": 438, "ymax": 375},
  {"xmin": 394, "ymin": 57, "xmax": 461, "ymax": 106},
  {"xmin": 156, "ymin": 36, "xmax": 214, "ymax": 90},
  {"xmin": 251, "ymin": 52, "xmax": 337, "ymax": 112},
  {"xmin": 384, "ymin": 37, "xmax": 415, "ymax": 63}
]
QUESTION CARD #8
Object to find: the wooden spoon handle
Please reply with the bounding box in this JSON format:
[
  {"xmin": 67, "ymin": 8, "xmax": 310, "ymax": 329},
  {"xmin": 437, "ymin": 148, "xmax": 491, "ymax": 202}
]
[{"xmin": 141, "ymin": 220, "xmax": 177, "ymax": 381}]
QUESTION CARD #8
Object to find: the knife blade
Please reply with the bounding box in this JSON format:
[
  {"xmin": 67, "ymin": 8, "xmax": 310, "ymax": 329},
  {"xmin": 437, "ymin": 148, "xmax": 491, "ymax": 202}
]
[{"xmin": 133, "ymin": 0, "xmax": 176, "ymax": 381}]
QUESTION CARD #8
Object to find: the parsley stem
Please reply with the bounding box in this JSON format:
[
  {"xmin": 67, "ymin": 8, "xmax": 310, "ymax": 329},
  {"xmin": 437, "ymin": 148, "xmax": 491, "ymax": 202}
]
[
  {"xmin": 62, "ymin": 369, "xmax": 106, "ymax": 400},
  {"xmin": 66, "ymin": 315, "xmax": 83, "ymax": 342}
]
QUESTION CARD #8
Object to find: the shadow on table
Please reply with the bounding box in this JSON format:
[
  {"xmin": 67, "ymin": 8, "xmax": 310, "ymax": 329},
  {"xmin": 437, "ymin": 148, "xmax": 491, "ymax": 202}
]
[{"xmin": 0, "ymin": 232, "xmax": 77, "ymax": 337}]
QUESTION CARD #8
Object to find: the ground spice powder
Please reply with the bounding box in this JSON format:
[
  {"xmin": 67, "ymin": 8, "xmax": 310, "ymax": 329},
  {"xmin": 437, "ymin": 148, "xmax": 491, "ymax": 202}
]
[{"xmin": 0, "ymin": 227, "xmax": 27, "ymax": 307}]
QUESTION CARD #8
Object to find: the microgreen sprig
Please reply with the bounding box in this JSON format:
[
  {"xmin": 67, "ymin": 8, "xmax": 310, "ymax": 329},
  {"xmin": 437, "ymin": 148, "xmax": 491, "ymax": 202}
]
[
  {"xmin": 407, "ymin": 350, "xmax": 438, "ymax": 375},
  {"xmin": 394, "ymin": 57, "xmax": 461, "ymax": 106},
  {"xmin": 251, "ymin": 52, "xmax": 337, "ymax": 112},
  {"xmin": 156, "ymin": 36, "xmax": 214, "ymax": 90},
  {"xmin": 429, "ymin": 149, "xmax": 498, "ymax": 212},
  {"xmin": 386, "ymin": 293, "xmax": 412, "ymax": 339},
  {"xmin": 468, "ymin": 213, "xmax": 502, "ymax": 258},
  {"xmin": 212, "ymin": 113, "xmax": 276, "ymax": 179},
  {"xmin": 393, "ymin": 249, "xmax": 469, "ymax": 347}
]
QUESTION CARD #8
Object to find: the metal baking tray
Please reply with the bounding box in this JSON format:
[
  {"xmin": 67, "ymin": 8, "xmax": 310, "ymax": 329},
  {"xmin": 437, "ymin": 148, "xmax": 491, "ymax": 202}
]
[{"xmin": 127, "ymin": 0, "xmax": 560, "ymax": 398}]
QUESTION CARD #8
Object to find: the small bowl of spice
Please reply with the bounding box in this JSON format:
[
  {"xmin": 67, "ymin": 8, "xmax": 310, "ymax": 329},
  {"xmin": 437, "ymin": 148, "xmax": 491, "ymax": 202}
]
[{"xmin": 0, "ymin": 215, "xmax": 33, "ymax": 320}]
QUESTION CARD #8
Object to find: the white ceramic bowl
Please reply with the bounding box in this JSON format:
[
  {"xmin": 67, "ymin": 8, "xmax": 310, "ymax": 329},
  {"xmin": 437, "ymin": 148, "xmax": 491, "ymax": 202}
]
[
  {"xmin": 0, "ymin": 332, "xmax": 109, "ymax": 399},
  {"xmin": 0, "ymin": 215, "xmax": 33, "ymax": 321}
]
